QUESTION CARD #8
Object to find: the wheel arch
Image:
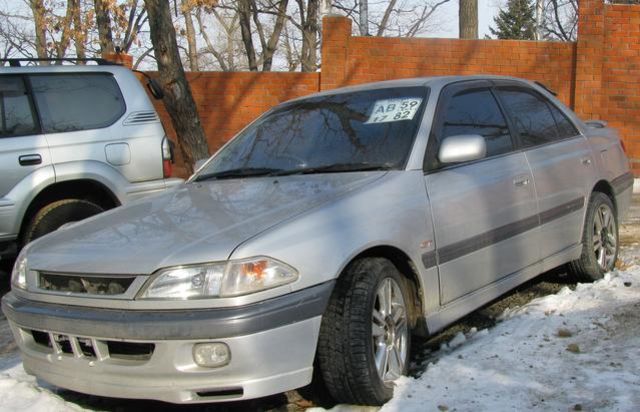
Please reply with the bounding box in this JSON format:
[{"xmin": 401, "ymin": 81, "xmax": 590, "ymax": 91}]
[
  {"xmin": 346, "ymin": 245, "xmax": 428, "ymax": 336},
  {"xmin": 591, "ymin": 179, "xmax": 617, "ymax": 212},
  {"xmin": 19, "ymin": 179, "xmax": 120, "ymax": 244}
]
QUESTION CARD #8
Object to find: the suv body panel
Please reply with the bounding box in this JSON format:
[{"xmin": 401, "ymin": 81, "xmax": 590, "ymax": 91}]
[{"xmin": 0, "ymin": 64, "xmax": 182, "ymax": 256}]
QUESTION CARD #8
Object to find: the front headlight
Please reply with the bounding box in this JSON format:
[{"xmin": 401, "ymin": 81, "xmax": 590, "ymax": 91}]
[
  {"xmin": 11, "ymin": 249, "xmax": 28, "ymax": 290},
  {"xmin": 139, "ymin": 257, "xmax": 298, "ymax": 299}
]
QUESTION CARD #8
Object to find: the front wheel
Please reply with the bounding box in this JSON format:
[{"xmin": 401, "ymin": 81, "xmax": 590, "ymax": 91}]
[
  {"xmin": 317, "ymin": 257, "xmax": 411, "ymax": 405},
  {"xmin": 22, "ymin": 199, "xmax": 104, "ymax": 245},
  {"xmin": 569, "ymin": 192, "xmax": 618, "ymax": 281}
]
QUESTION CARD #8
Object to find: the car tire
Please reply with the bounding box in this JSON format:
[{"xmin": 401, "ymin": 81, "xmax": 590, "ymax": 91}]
[
  {"xmin": 23, "ymin": 199, "xmax": 104, "ymax": 244},
  {"xmin": 568, "ymin": 192, "xmax": 618, "ymax": 281},
  {"xmin": 317, "ymin": 257, "xmax": 411, "ymax": 405}
]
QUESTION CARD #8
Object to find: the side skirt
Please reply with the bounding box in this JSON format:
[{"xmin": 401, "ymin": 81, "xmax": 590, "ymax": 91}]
[{"xmin": 424, "ymin": 243, "xmax": 582, "ymax": 335}]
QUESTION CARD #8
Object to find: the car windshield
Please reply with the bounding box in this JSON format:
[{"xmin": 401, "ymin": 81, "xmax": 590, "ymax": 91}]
[{"xmin": 194, "ymin": 86, "xmax": 429, "ymax": 181}]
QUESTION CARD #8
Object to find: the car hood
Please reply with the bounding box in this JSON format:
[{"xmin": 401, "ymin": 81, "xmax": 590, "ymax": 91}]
[{"xmin": 26, "ymin": 173, "xmax": 384, "ymax": 275}]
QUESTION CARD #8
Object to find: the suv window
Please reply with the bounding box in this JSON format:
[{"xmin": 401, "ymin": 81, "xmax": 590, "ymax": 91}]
[
  {"xmin": 496, "ymin": 88, "xmax": 563, "ymax": 147},
  {"xmin": 30, "ymin": 74, "xmax": 125, "ymax": 133},
  {"xmin": 0, "ymin": 76, "xmax": 37, "ymax": 137},
  {"xmin": 441, "ymin": 89, "xmax": 513, "ymax": 157}
]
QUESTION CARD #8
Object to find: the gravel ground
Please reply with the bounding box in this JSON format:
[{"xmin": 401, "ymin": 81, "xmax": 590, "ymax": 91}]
[{"xmin": 1, "ymin": 195, "xmax": 638, "ymax": 411}]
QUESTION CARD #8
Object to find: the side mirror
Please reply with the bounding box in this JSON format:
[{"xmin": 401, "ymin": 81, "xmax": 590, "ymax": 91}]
[
  {"xmin": 194, "ymin": 158, "xmax": 209, "ymax": 171},
  {"xmin": 438, "ymin": 134, "xmax": 487, "ymax": 164},
  {"xmin": 146, "ymin": 78, "xmax": 164, "ymax": 100}
]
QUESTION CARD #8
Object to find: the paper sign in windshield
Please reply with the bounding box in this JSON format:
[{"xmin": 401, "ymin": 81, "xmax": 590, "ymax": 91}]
[{"xmin": 366, "ymin": 98, "xmax": 423, "ymax": 124}]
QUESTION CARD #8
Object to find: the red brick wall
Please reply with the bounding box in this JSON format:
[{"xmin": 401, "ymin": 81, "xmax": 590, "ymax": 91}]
[
  {"xmin": 138, "ymin": 1, "xmax": 640, "ymax": 177},
  {"xmin": 321, "ymin": 16, "xmax": 576, "ymax": 108},
  {"xmin": 602, "ymin": 4, "xmax": 640, "ymax": 175}
]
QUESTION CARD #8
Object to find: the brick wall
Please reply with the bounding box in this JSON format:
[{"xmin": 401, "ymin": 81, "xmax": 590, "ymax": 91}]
[
  {"xmin": 321, "ymin": 16, "xmax": 576, "ymax": 107},
  {"xmin": 139, "ymin": 0, "xmax": 640, "ymax": 177},
  {"xmin": 602, "ymin": 3, "xmax": 640, "ymax": 175}
]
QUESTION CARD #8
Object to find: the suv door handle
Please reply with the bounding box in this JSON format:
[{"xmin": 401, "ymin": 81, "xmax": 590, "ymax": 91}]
[
  {"xmin": 19, "ymin": 154, "xmax": 42, "ymax": 166},
  {"xmin": 513, "ymin": 176, "xmax": 530, "ymax": 187}
]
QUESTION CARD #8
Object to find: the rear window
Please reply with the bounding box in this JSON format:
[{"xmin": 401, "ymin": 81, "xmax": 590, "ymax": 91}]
[
  {"xmin": 30, "ymin": 73, "xmax": 125, "ymax": 133},
  {"xmin": 0, "ymin": 76, "xmax": 37, "ymax": 137}
]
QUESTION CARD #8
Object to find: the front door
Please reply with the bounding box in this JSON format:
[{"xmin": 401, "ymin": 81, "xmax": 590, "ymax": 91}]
[{"xmin": 424, "ymin": 81, "xmax": 539, "ymax": 305}]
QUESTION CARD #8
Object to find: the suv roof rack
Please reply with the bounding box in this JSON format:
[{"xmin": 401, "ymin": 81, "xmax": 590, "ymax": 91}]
[{"xmin": 1, "ymin": 58, "xmax": 119, "ymax": 67}]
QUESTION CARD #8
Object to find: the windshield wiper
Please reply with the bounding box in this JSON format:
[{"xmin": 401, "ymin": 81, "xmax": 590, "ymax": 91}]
[
  {"xmin": 194, "ymin": 167, "xmax": 285, "ymax": 181},
  {"xmin": 272, "ymin": 162, "xmax": 395, "ymax": 176}
]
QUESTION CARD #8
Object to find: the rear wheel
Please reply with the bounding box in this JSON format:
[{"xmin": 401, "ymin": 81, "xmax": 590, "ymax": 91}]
[
  {"xmin": 569, "ymin": 192, "xmax": 618, "ymax": 281},
  {"xmin": 317, "ymin": 257, "xmax": 411, "ymax": 405},
  {"xmin": 22, "ymin": 199, "xmax": 104, "ymax": 245}
]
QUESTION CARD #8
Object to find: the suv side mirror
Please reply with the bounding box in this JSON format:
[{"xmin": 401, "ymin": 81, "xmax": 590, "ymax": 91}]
[
  {"xmin": 438, "ymin": 134, "xmax": 487, "ymax": 164},
  {"xmin": 146, "ymin": 79, "xmax": 164, "ymax": 100}
]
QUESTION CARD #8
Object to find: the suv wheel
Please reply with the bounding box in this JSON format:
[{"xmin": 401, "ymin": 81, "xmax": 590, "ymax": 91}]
[
  {"xmin": 317, "ymin": 257, "xmax": 411, "ymax": 405},
  {"xmin": 569, "ymin": 192, "xmax": 618, "ymax": 281},
  {"xmin": 23, "ymin": 199, "xmax": 104, "ymax": 244}
]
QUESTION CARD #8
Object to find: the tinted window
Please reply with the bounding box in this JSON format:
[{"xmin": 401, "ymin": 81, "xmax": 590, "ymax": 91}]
[
  {"xmin": 442, "ymin": 89, "xmax": 512, "ymax": 157},
  {"xmin": 497, "ymin": 89, "xmax": 559, "ymax": 147},
  {"xmin": 0, "ymin": 77, "xmax": 37, "ymax": 137},
  {"xmin": 30, "ymin": 74, "xmax": 125, "ymax": 133},
  {"xmin": 547, "ymin": 103, "xmax": 579, "ymax": 139},
  {"xmin": 198, "ymin": 87, "xmax": 428, "ymax": 177}
]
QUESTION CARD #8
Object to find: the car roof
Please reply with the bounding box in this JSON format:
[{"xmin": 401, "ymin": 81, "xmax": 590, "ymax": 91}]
[{"xmin": 303, "ymin": 75, "xmax": 536, "ymax": 98}]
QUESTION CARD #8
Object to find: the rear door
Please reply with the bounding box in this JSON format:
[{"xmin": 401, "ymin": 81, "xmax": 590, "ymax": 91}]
[
  {"xmin": 494, "ymin": 83, "xmax": 594, "ymax": 263},
  {"xmin": 0, "ymin": 75, "xmax": 52, "ymax": 200},
  {"xmin": 424, "ymin": 81, "xmax": 539, "ymax": 305}
]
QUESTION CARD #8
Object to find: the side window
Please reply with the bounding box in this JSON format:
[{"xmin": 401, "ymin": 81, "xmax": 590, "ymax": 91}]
[
  {"xmin": 441, "ymin": 89, "xmax": 513, "ymax": 157},
  {"xmin": 547, "ymin": 103, "xmax": 579, "ymax": 139},
  {"xmin": 496, "ymin": 89, "xmax": 559, "ymax": 147},
  {"xmin": 0, "ymin": 77, "xmax": 37, "ymax": 137},
  {"xmin": 30, "ymin": 74, "xmax": 125, "ymax": 133}
]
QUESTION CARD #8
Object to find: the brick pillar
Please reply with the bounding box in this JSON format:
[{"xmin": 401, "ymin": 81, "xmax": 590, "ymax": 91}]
[
  {"xmin": 574, "ymin": 0, "xmax": 605, "ymax": 120},
  {"xmin": 321, "ymin": 15, "xmax": 352, "ymax": 91},
  {"xmin": 103, "ymin": 52, "xmax": 133, "ymax": 69}
]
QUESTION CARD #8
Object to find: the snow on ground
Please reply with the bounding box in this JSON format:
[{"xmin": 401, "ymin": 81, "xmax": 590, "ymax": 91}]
[{"xmin": 381, "ymin": 265, "xmax": 640, "ymax": 411}]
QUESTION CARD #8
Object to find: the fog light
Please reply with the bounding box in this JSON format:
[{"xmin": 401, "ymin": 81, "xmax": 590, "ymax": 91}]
[{"xmin": 193, "ymin": 343, "xmax": 230, "ymax": 368}]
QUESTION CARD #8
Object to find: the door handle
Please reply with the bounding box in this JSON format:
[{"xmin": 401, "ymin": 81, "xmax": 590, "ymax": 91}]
[
  {"xmin": 581, "ymin": 157, "xmax": 592, "ymax": 166},
  {"xmin": 19, "ymin": 154, "xmax": 42, "ymax": 166},
  {"xmin": 513, "ymin": 176, "xmax": 530, "ymax": 187}
]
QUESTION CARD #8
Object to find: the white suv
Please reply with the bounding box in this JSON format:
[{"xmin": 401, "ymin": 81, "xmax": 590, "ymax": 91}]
[{"xmin": 0, "ymin": 59, "xmax": 182, "ymax": 266}]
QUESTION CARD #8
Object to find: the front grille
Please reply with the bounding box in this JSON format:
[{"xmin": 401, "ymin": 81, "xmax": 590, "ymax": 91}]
[
  {"xmin": 28, "ymin": 329, "xmax": 155, "ymax": 362},
  {"xmin": 38, "ymin": 272, "xmax": 135, "ymax": 296}
]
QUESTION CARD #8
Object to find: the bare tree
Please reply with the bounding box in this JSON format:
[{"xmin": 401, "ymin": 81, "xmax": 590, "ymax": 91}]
[
  {"xmin": 459, "ymin": 0, "xmax": 478, "ymax": 39},
  {"xmin": 94, "ymin": 0, "xmax": 115, "ymax": 55},
  {"xmin": 540, "ymin": 0, "xmax": 576, "ymax": 41},
  {"xmin": 295, "ymin": 0, "xmax": 319, "ymax": 72},
  {"xmin": 29, "ymin": 0, "xmax": 48, "ymax": 58},
  {"xmin": 335, "ymin": 0, "xmax": 452, "ymax": 38},
  {"xmin": 181, "ymin": 0, "xmax": 200, "ymax": 70},
  {"xmin": 144, "ymin": 0, "xmax": 210, "ymax": 171}
]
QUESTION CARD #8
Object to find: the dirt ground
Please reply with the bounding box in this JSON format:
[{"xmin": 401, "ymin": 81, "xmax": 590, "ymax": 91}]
[{"xmin": 1, "ymin": 195, "xmax": 639, "ymax": 411}]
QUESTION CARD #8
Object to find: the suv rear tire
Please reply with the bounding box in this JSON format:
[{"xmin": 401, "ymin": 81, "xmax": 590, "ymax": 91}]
[
  {"xmin": 23, "ymin": 199, "xmax": 104, "ymax": 244},
  {"xmin": 568, "ymin": 192, "xmax": 618, "ymax": 281},
  {"xmin": 317, "ymin": 257, "xmax": 411, "ymax": 405}
]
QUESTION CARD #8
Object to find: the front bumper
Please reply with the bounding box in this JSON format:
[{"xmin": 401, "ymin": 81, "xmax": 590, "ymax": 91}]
[{"xmin": 1, "ymin": 282, "xmax": 333, "ymax": 403}]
